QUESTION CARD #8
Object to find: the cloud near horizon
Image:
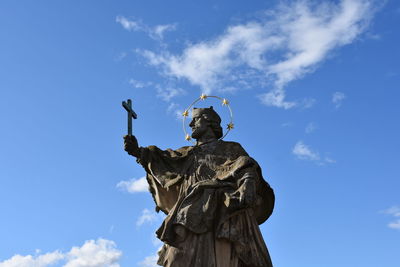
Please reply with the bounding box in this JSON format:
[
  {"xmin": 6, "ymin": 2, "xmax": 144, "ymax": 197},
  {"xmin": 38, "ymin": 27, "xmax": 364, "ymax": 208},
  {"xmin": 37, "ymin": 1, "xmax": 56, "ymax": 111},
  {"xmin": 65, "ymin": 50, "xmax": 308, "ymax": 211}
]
[
  {"xmin": 0, "ymin": 239, "xmax": 122, "ymax": 267},
  {"xmin": 139, "ymin": 0, "xmax": 377, "ymax": 109}
]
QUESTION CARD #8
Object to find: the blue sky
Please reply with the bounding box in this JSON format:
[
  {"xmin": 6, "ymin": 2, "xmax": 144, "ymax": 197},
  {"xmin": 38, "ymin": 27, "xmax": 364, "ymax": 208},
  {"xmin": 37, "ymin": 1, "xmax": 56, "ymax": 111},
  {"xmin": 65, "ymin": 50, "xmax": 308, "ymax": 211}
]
[{"xmin": 0, "ymin": 0, "xmax": 399, "ymax": 266}]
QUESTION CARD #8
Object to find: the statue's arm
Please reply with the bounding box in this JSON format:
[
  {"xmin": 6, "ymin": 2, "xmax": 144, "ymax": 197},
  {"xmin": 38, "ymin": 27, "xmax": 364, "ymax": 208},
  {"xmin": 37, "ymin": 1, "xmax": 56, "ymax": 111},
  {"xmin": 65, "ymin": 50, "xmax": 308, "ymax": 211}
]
[{"xmin": 124, "ymin": 135, "xmax": 188, "ymax": 187}]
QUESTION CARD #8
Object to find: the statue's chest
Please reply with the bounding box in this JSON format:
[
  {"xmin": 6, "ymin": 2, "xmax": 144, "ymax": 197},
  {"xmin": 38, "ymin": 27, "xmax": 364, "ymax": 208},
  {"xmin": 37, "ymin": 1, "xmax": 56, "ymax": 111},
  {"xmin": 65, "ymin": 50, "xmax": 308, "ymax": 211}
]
[{"xmin": 189, "ymin": 151, "xmax": 227, "ymax": 182}]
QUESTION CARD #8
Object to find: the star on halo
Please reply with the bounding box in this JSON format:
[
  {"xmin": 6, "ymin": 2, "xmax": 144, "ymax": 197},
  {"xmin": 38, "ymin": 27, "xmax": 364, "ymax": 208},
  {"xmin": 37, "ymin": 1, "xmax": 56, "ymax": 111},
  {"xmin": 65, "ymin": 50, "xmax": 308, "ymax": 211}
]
[{"xmin": 200, "ymin": 94, "xmax": 207, "ymax": 100}]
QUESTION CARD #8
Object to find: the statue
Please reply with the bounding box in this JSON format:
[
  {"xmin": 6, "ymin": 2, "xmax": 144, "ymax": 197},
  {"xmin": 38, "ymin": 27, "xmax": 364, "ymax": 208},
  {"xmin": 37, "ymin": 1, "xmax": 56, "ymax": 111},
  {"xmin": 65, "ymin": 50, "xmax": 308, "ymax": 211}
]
[{"xmin": 123, "ymin": 99, "xmax": 275, "ymax": 267}]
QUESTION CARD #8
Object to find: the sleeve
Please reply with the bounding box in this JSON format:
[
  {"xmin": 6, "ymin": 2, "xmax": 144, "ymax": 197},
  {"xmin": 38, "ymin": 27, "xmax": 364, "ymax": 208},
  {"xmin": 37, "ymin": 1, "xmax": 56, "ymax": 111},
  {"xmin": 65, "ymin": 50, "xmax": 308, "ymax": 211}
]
[
  {"xmin": 137, "ymin": 145, "xmax": 191, "ymax": 187},
  {"xmin": 136, "ymin": 145, "xmax": 192, "ymax": 214}
]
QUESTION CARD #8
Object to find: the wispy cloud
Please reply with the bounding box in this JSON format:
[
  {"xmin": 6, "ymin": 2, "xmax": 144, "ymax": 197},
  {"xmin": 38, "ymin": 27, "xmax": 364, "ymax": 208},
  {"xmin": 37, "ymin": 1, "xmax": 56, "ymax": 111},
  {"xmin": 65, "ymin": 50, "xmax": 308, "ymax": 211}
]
[
  {"xmin": 381, "ymin": 206, "xmax": 400, "ymax": 230},
  {"xmin": 137, "ymin": 209, "xmax": 157, "ymax": 226},
  {"xmin": 293, "ymin": 141, "xmax": 320, "ymax": 161},
  {"xmin": 332, "ymin": 91, "xmax": 346, "ymax": 108},
  {"xmin": 116, "ymin": 176, "xmax": 148, "ymax": 193},
  {"xmin": 136, "ymin": 209, "xmax": 164, "ymax": 227},
  {"xmin": 324, "ymin": 157, "xmax": 336, "ymax": 164},
  {"xmin": 140, "ymin": 0, "xmax": 377, "ymax": 108},
  {"xmin": 166, "ymin": 102, "xmax": 185, "ymax": 121},
  {"xmin": 116, "ymin": 16, "xmax": 176, "ymax": 40},
  {"xmin": 305, "ymin": 122, "xmax": 317, "ymax": 134},
  {"xmin": 116, "ymin": 16, "xmax": 142, "ymax": 31},
  {"xmin": 281, "ymin": 122, "xmax": 293, "ymax": 127},
  {"xmin": 292, "ymin": 141, "xmax": 334, "ymax": 164},
  {"xmin": 156, "ymin": 86, "xmax": 185, "ymax": 102},
  {"xmin": 151, "ymin": 24, "xmax": 177, "ymax": 40},
  {"xmin": 129, "ymin": 79, "xmax": 154, "ymax": 89},
  {"xmin": 0, "ymin": 239, "xmax": 122, "ymax": 267}
]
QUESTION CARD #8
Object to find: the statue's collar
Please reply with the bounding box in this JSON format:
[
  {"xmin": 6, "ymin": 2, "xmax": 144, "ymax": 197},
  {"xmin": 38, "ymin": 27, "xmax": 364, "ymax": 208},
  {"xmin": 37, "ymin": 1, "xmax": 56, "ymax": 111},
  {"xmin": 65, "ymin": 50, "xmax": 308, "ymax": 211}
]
[{"xmin": 195, "ymin": 139, "xmax": 219, "ymax": 147}]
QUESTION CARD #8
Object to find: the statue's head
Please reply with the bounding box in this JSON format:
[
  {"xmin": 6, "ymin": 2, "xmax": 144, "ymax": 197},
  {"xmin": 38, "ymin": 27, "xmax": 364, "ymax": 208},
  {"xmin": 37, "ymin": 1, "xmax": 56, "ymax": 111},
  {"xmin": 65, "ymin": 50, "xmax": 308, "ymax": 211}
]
[{"xmin": 189, "ymin": 106, "xmax": 223, "ymax": 140}]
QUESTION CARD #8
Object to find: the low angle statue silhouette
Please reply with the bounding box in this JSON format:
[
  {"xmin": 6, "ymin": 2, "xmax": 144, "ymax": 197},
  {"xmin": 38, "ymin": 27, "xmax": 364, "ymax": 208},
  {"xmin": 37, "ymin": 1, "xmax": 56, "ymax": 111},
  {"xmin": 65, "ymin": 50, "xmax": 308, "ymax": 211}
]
[{"xmin": 124, "ymin": 104, "xmax": 275, "ymax": 267}]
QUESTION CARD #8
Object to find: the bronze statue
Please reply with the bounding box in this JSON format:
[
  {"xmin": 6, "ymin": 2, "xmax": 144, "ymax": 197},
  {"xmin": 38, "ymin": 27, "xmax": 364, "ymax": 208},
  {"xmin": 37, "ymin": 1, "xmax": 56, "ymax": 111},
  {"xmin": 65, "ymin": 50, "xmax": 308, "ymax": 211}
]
[{"xmin": 124, "ymin": 105, "xmax": 274, "ymax": 267}]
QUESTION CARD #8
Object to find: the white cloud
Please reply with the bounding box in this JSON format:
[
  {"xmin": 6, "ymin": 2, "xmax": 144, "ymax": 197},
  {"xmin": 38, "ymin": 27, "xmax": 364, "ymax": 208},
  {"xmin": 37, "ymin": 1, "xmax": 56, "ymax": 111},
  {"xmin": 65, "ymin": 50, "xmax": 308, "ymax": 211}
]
[
  {"xmin": 136, "ymin": 209, "xmax": 159, "ymax": 227},
  {"xmin": 388, "ymin": 220, "xmax": 400, "ymax": 230},
  {"xmin": 292, "ymin": 141, "xmax": 335, "ymax": 164},
  {"xmin": 382, "ymin": 206, "xmax": 400, "ymax": 230},
  {"xmin": 64, "ymin": 239, "xmax": 121, "ymax": 267},
  {"xmin": 0, "ymin": 251, "xmax": 64, "ymax": 267},
  {"xmin": 293, "ymin": 141, "xmax": 320, "ymax": 161},
  {"xmin": 117, "ymin": 177, "xmax": 148, "ymax": 193},
  {"xmin": 332, "ymin": 91, "xmax": 346, "ymax": 108},
  {"xmin": 305, "ymin": 122, "xmax": 317, "ymax": 134},
  {"xmin": 260, "ymin": 88, "xmax": 296, "ymax": 109},
  {"xmin": 140, "ymin": 0, "xmax": 376, "ymax": 108},
  {"xmin": 0, "ymin": 239, "xmax": 122, "ymax": 267},
  {"xmin": 382, "ymin": 206, "xmax": 400, "ymax": 217},
  {"xmin": 116, "ymin": 15, "xmax": 176, "ymax": 40}
]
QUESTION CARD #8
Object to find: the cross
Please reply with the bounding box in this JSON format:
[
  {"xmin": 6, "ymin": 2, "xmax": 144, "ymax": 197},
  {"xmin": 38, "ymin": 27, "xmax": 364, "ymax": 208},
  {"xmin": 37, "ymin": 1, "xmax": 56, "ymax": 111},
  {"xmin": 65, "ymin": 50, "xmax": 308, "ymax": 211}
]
[{"xmin": 122, "ymin": 99, "xmax": 137, "ymax": 136}]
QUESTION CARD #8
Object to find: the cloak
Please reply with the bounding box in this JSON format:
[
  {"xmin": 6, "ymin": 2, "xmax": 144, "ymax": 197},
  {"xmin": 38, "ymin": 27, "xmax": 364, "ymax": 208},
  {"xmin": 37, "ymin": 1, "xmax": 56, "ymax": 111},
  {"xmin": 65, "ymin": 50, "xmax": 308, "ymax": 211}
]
[{"xmin": 137, "ymin": 140, "xmax": 274, "ymax": 267}]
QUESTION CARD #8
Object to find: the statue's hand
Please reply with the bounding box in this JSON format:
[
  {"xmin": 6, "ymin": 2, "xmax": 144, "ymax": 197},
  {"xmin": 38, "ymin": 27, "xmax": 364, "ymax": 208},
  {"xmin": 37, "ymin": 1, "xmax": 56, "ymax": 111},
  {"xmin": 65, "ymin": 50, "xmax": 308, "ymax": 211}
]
[
  {"xmin": 124, "ymin": 135, "xmax": 140, "ymax": 157},
  {"xmin": 238, "ymin": 178, "xmax": 256, "ymax": 208},
  {"xmin": 224, "ymin": 179, "xmax": 256, "ymax": 210}
]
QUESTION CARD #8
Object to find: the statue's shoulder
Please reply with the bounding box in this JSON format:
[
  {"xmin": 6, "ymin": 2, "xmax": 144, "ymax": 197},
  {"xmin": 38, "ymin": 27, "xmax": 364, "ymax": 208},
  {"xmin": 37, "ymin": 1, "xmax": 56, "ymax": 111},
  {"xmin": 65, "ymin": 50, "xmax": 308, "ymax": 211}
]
[
  {"xmin": 143, "ymin": 145, "xmax": 193, "ymax": 158},
  {"xmin": 218, "ymin": 140, "xmax": 249, "ymax": 157},
  {"xmin": 175, "ymin": 145, "xmax": 193, "ymax": 153},
  {"xmin": 170, "ymin": 145, "xmax": 193, "ymax": 157},
  {"xmin": 219, "ymin": 140, "xmax": 242, "ymax": 147}
]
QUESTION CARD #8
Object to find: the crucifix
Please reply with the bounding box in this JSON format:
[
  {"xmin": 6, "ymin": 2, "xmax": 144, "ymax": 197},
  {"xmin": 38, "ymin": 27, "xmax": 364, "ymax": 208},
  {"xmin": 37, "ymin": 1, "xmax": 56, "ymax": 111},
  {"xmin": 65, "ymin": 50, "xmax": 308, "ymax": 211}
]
[{"xmin": 122, "ymin": 99, "xmax": 137, "ymax": 136}]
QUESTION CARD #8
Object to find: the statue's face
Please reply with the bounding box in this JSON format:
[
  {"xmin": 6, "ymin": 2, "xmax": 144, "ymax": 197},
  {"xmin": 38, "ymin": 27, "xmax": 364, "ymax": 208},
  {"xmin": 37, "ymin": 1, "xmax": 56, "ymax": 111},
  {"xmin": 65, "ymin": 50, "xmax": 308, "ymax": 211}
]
[{"xmin": 189, "ymin": 115, "xmax": 209, "ymax": 139}]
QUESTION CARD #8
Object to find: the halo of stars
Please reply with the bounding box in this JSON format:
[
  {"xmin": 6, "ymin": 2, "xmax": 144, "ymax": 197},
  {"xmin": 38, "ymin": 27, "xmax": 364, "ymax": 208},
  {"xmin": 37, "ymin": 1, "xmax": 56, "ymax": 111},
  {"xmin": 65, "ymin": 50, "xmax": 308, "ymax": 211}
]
[{"xmin": 182, "ymin": 94, "xmax": 234, "ymax": 143}]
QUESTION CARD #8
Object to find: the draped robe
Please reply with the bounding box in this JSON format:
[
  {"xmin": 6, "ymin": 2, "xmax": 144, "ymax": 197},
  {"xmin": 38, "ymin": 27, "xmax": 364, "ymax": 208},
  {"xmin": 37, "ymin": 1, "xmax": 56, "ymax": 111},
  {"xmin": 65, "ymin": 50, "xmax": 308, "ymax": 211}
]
[{"xmin": 137, "ymin": 140, "xmax": 274, "ymax": 267}]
